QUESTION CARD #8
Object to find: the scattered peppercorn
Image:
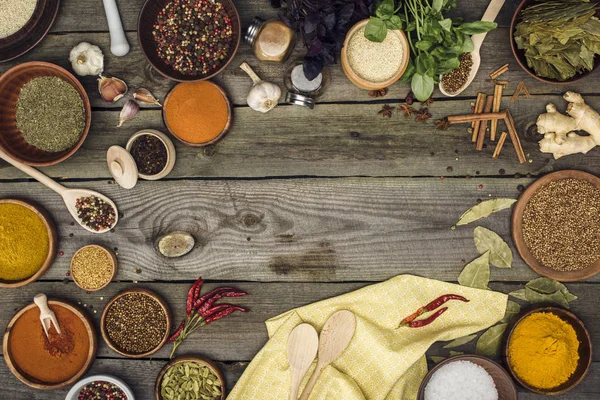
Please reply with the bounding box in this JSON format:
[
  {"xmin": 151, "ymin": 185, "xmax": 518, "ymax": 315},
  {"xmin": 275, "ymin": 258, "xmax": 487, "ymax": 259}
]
[
  {"xmin": 75, "ymin": 196, "xmax": 116, "ymax": 231},
  {"xmin": 129, "ymin": 134, "xmax": 168, "ymax": 175},
  {"xmin": 78, "ymin": 380, "xmax": 127, "ymax": 400}
]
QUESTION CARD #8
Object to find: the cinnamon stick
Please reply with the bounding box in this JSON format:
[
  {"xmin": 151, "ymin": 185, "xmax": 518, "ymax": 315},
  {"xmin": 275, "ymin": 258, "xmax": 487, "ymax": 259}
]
[
  {"xmin": 472, "ymin": 92, "xmax": 487, "ymax": 140},
  {"xmin": 505, "ymin": 110, "xmax": 526, "ymax": 164},
  {"xmin": 490, "ymin": 64, "xmax": 509, "ymax": 80},
  {"xmin": 522, "ymin": 81, "xmax": 531, "ymax": 98},
  {"xmin": 476, "ymin": 95, "xmax": 494, "ymax": 151},
  {"xmin": 511, "ymin": 81, "xmax": 524, "ymax": 103},
  {"xmin": 491, "ymin": 84, "xmax": 503, "ymax": 141},
  {"xmin": 492, "ymin": 132, "xmax": 508, "ymax": 159},
  {"xmin": 447, "ymin": 111, "xmax": 507, "ymax": 124}
]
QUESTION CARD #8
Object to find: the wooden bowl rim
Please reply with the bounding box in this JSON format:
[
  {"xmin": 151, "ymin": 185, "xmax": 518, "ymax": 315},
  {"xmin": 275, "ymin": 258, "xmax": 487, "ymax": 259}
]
[
  {"xmin": 509, "ymin": 0, "xmax": 600, "ymax": 84},
  {"xmin": 340, "ymin": 19, "xmax": 410, "ymax": 91},
  {"xmin": 154, "ymin": 356, "xmax": 226, "ymax": 400},
  {"xmin": 162, "ymin": 81, "xmax": 232, "ymax": 147},
  {"xmin": 0, "ymin": 198, "xmax": 57, "ymax": 288},
  {"xmin": 69, "ymin": 244, "xmax": 117, "ymax": 292},
  {"xmin": 100, "ymin": 288, "xmax": 172, "ymax": 358},
  {"xmin": 511, "ymin": 170, "xmax": 600, "ymax": 281},
  {"xmin": 2, "ymin": 299, "xmax": 98, "ymax": 390},
  {"xmin": 503, "ymin": 306, "xmax": 593, "ymax": 395},
  {"xmin": 0, "ymin": 0, "xmax": 61, "ymax": 63},
  {"xmin": 137, "ymin": 0, "xmax": 241, "ymax": 82},
  {"xmin": 125, "ymin": 129, "xmax": 177, "ymax": 180},
  {"xmin": 417, "ymin": 354, "xmax": 517, "ymax": 399},
  {"xmin": 0, "ymin": 61, "xmax": 92, "ymax": 166}
]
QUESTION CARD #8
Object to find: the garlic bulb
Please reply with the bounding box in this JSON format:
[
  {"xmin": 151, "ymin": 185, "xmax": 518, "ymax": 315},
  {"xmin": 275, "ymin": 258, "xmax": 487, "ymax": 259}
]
[
  {"xmin": 240, "ymin": 62, "xmax": 281, "ymax": 113},
  {"xmin": 69, "ymin": 42, "xmax": 104, "ymax": 76}
]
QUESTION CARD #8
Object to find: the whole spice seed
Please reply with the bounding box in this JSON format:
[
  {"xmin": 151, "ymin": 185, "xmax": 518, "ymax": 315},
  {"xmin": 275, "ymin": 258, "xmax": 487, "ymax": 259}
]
[
  {"xmin": 161, "ymin": 361, "xmax": 222, "ymax": 400},
  {"xmin": 152, "ymin": 0, "xmax": 234, "ymax": 76},
  {"xmin": 71, "ymin": 246, "xmax": 114, "ymax": 290},
  {"xmin": 16, "ymin": 77, "xmax": 85, "ymax": 153},
  {"xmin": 78, "ymin": 380, "xmax": 127, "ymax": 400},
  {"xmin": 441, "ymin": 53, "xmax": 473, "ymax": 94},
  {"xmin": 0, "ymin": 0, "xmax": 37, "ymax": 39},
  {"xmin": 105, "ymin": 292, "xmax": 168, "ymax": 354},
  {"xmin": 523, "ymin": 178, "xmax": 600, "ymax": 271},
  {"xmin": 75, "ymin": 196, "xmax": 116, "ymax": 231},
  {"xmin": 130, "ymin": 134, "xmax": 168, "ymax": 175}
]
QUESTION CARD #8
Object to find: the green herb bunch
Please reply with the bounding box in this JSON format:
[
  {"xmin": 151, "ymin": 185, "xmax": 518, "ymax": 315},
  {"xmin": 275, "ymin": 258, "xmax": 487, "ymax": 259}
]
[{"xmin": 365, "ymin": 0, "xmax": 497, "ymax": 101}]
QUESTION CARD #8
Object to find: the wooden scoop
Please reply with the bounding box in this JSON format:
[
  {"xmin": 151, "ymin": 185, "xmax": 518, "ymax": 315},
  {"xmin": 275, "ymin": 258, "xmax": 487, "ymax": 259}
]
[
  {"xmin": 34, "ymin": 294, "xmax": 61, "ymax": 338},
  {"xmin": 298, "ymin": 310, "xmax": 356, "ymax": 400},
  {"xmin": 288, "ymin": 323, "xmax": 319, "ymax": 400},
  {"xmin": 0, "ymin": 149, "xmax": 118, "ymax": 233}
]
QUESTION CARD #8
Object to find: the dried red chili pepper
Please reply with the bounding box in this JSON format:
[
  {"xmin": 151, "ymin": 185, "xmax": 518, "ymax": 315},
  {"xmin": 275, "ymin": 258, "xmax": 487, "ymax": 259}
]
[
  {"xmin": 401, "ymin": 294, "xmax": 469, "ymax": 325},
  {"xmin": 193, "ymin": 287, "xmax": 243, "ymax": 310},
  {"xmin": 407, "ymin": 307, "xmax": 448, "ymax": 328},
  {"xmin": 186, "ymin": 278, "xmax": 204, "ymax": 316},
  {"xmin": 204, "ymin": 305, "xmax": 248, "ymax": 324},
  {"xmin": 168, "ymin": 320, "xmax": 186, "ymax": 343},
  {"xmin": 197, "ymin": 290, "xmax": 247, "ymax": 314}
]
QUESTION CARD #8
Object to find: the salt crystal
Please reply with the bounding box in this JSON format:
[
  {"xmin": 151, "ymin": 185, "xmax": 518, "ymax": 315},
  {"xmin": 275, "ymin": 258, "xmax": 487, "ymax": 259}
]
[{"xmin": 424, "ymin": 360, "xmax": 498, "ymax": 400}]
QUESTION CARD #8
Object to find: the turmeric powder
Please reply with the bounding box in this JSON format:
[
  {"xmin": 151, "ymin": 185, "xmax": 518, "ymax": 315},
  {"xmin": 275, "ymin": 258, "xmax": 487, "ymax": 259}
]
[{"xmin": 508, "ymin": 312, "xmax": 579, "ymax": 389}]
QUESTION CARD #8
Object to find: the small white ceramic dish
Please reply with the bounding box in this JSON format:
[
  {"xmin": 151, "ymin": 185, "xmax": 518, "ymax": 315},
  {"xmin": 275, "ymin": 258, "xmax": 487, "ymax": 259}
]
[
  {"xmin": 126, "ymin": 129, "xmax": 176, "ymax": 180},
  {"xmin": 65, "ymin": 374, "xmax": 135, "ymax": 400}
]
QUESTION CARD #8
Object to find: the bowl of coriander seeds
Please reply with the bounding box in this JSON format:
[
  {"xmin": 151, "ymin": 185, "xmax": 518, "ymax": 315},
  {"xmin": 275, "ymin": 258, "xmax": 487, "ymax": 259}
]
[{"xmin": 70, "ymin": 245, "xmax": 117, "ymax": 292}]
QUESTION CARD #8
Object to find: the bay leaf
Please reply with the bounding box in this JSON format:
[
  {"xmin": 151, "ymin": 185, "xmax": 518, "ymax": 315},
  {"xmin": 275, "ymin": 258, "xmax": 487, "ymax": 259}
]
[
  {"xmin": 449, "ymin": 351, "xmax": 464, "ymax": 356},
  {"xmin": 430, "ymin": 356, "xmax": 446, "ymax": 364},
  {"xmin": 524, "ymin": 287, "xmax": 570, "ymax": 308},
  {"xmin": 475, "ymin": 323, "xmax": 508, "ymax": 357},
  {"xmin": 508, "ymin": 288, "xmax": 528, "ymax": 301},
  {"xmin": 473, "ymin": 226, "xmax": 513, "ymax": 268},
  {"xmin": 456, "ymin": 198, "xmax": 517, "ymax": 226},
  {"xmin": 525, "ymin": 277, "xmax": 566, "ymax": 294},
  {"xmin": 501, "ymin": 300, "xmax": 521, "ymax": 323},
  {"xmin": 563, "ymin": 291, "xmax": 578, "ymax": 302},
  {"xmin": 458, "ymin": 252, "xmax": 490, "ymax": 289},
  {"xmin": 443, "ymin": 334, "xmax": 478, "ymax": 349}
]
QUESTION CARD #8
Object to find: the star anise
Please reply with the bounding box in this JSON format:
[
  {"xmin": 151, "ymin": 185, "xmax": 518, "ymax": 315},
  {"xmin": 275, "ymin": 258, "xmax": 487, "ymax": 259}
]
[
  {"xmin": 423, "ymin": 97, "xmax": 434, "ymax": 106},
  {"xmin": 378, "ymin": 104, "xmax": 394, "ymax": 118},
  {"xmin": 435, "ymin": 118, "xmax": 451, "ymax": 130},
  {"xmin": 369, "ymin": 87, "xmax": 389, "ymax": 98},
  {"xmin": 398, "ymin": 104, "xmax": 415, "ymax": 119},
  {"xmin": 415, "ymin": 107, "xmax": 432, "ymax": 123}
]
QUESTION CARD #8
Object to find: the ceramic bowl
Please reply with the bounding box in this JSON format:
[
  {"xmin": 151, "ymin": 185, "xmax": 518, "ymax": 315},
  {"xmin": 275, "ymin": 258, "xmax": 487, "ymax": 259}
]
[
  {"xmin": 2, "ymin": 299, "xmax": 97, "ymax": 390},
  {"xmin": 417, "ymin": 354, "xmax": 517, "ymax": 400},
  {"xmin": 0, "ymin": 198, "xmax": 57, "ymax": 288},
  {"xmin": 341, "ymin": 19, "xmax": 410, "ymax": 90},
  {"xmin": 0, "ymin": 62, "xmax": 91, "ymax": 166},
  {"xmin": 510, "ymin": 0, "xmax": 600, "ymax": 84},
  {"xmin": 138, "ymin": 0, "xmax": 241, "ymax": 82},
  {"xmin": 126, "ymin": 129, "xmax": 176, "ymax": 180},
  {"xmin": 101, "ymin": 288, "xmax": 172, "ymax": 358},
  {"xmin": 504, "ymin": 306, "xmax": 592, "ymax": 395},
  {"xmin": 0, "ymin": 0, "xmax": 60, "ymax": 63},
  {"xmin": 70, "ymin": 245, "xmax": 117, "ymax": 292},
  {"xmin": 155, "ymin": 356, "xmax": 226, "ymax": 400},
  {"xmin": 65, "ymin": 374, "xmax": 135, "ymax": 400},
  {"xmin": 512, "ymin": 170, "xmax": 600, "ymax": 281}
]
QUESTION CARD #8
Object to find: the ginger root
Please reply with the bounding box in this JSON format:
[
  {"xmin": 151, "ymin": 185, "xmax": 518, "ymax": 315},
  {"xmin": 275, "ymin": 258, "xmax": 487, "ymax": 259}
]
[{"xmin": 537, "ymin": 92, "xmax": 600, "ymax": 159}]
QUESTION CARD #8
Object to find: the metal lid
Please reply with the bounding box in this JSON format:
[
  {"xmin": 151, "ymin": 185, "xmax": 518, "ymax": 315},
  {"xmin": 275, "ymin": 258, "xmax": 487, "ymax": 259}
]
[
  {"xmin": 286, "ymin": 92, "xmax": 315, "ymax": 109},
  {"xmin": 106, "ymin": 145, "xmax": 138, "ymax": 189},
  {"xmin": 244, "ymin": 17, "xmax": 265, "ymax": 45}
]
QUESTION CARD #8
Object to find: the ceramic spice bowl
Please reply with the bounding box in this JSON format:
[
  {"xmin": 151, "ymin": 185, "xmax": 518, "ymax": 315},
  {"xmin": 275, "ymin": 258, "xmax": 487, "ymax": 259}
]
[
  {"xmin": 65, "ymin": 374, "xmax": 135, "ymax": 400},
  {"xmin": 126, "ymin": 129, "xmax": 176, "ymax": 180}
]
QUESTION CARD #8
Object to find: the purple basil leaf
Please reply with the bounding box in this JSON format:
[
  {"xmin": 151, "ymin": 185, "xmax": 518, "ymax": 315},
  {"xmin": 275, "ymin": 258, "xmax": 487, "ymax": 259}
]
[
  {"xmin": 323, "ymin": 12, "xmax": 337, "ymax": 31},
  {"xmin": 307, "ymin": 39, "xmax": 324, "ymax": 57},
  {"xmin": 304, "ymin": 57, "xmax": 323, "ymax": 81},
  {"xmin": 304, "ymin": 12, "xmax": 319, "ymax": 35},
  {"xmin": 270, "ymin": 0, "xmax": 281, "ymax": 8},
  {"xmin": 337, "ymin": 3, "xmax": 355, "ymax": 27}
]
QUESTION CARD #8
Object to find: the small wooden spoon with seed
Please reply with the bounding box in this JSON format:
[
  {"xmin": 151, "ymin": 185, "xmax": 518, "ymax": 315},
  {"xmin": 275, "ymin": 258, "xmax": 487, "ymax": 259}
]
[
  {"xmin": 288, "ymin": 323, "xmax": 319, "ymax": 400},
  {"xmin": 298, "ymin": 310, "xmax": 356, "ymax": 400}
]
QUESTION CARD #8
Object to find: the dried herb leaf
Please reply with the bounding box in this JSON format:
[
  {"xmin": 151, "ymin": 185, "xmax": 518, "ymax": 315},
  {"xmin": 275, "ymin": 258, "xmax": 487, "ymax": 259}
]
[
  {"xmin": 458, "ymin": 252, "xmax": 490, "ymax": 289},
  {"xmin": 443, "ymin": 334, "xmax": 478, "ymax": 349},
  {"xmin": 525, "ymin": 287, "xmax": 570, "ymax": 308},
  {"xmin": 456, "ymin": 198, "xmax": 517, "ymax": 226},
  {"xmin": 501, "ymin": 300, "xmax": 521, "ymax": 323},
  {"xmin": 449, "ymin": 351, "xmax": 465, "ymax": 356},
  {"xmin": 474, "ymin": 227, "xmax": 513, "ymax": 268},
  {"xmin": 525, "ymin": 277, "xmax": 566, "ymax": 294},
  {"xmin": 475, "ymin": 323, "xmax": 508, "ymax": 356},
  {"xmin": 509, "ymin": 288, "xmax": 528, "ymax": 301},
  {"xmin": 430, "ymin": 356, "xmax": 446, "ymax": 364}
]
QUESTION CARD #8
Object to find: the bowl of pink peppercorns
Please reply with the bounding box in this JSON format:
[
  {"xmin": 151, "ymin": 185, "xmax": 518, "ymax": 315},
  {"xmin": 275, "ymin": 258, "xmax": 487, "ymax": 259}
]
[
  {"xmin": 65, "ymin": 375, "xmax": 135, "ymax": 400},
  {"xmin": 138, "ymin": 0, "xmax": 241, "ymax": 82}
]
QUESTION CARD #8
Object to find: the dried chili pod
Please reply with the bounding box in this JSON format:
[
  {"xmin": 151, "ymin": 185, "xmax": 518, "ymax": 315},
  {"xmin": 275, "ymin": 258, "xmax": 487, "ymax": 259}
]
[
  {"xmin": 204, "ymin": 306, "xmax": 248, "ymax": 325},
  {"xmin": 168, "ymin": 319, "xmax": 186, "ymax": 343},
  {"xmin": 197, "ymin": 290, "xmax": 247, "ymax": 314},
  {"xmin": 407, "ymin": 307, "xmax": 448, "ymax": 328},
  {"xmin": 193, "ymin": 287, "xmax": 246, "ymax": 311},
  {"xmin": 186, "ymin": 278, "xmax": 204, "ymax": 316}
]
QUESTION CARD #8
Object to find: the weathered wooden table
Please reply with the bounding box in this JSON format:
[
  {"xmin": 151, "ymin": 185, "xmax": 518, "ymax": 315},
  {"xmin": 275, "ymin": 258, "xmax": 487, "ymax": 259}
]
[{"xmin": 1, "ymin": 0, "xmax": 598, "ymax": 398}]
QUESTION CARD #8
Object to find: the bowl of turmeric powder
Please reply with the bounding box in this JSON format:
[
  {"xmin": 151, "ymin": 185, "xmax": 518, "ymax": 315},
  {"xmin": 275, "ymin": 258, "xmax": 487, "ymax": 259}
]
[{"xmin": 505, "ymin": 307, "xmax": 592, "ymax": 395}]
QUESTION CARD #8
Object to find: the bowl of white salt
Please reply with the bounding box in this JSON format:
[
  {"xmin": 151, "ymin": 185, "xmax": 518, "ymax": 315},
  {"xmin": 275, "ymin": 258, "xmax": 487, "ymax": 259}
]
[
  {"xmin": 417, "ymin": 355, "xmax": 517, "ymax": 400},
  {"xmin": 341, "ymin": 19, "xmax": 410, "ymax": 91}
]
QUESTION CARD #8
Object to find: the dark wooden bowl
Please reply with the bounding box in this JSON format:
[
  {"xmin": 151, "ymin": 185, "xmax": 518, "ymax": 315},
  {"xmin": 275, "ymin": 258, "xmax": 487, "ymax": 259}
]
[
  {"xmin": 510, "ymin": 0, "xmax": 600, "ymax": 84},
  {"xmin": 162, "ymin": 81, "xmax": 232, "ymax": 147},
  {"xmin": 512, "ymin": 170, "xmax": 600, "ymax": 281},
  {"xmin": 0, "ymin": 198, "xmax": 57, "ymax": 288},
  {"xmin": 0, "ymin": 62, "xmax": 91, "ymax": 166},
  {"xmin": 2, "ymin": 299, "xmax": 97, "ymax": 390},
  {"xmin": 101, "ymin": 288, "xmax": 172, "ymax": 358},
  {"xmin": 155, "ymin": 356, "xmax": 226, "ymax": 400},
  {"xmin": 504, "ymin": 306, "xmax": 592, "ymax": 395},
  {"xmin": 0, "ymin": 0, "xmax": 60, "ymax": 63},
  {"xmin": 417, "ymin": 354, "xmax": 517, "ymax": 399},
  {"xmin": 138, "ymin": 0, "xmax": 241, "ymax": 82}
]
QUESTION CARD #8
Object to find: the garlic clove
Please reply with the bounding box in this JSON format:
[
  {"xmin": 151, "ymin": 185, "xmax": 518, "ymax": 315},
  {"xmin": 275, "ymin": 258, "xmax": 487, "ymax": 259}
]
[
  {"xmin": 133, "ymin": 88, "xmax": 161, "ymax": 106},
  {"xmin": 118, "ymin": 100, "xmax": 139, "ymax": 127},
  {"xmin": 98, "ymin": 76, "xmax": 128, "ymax": 103}
]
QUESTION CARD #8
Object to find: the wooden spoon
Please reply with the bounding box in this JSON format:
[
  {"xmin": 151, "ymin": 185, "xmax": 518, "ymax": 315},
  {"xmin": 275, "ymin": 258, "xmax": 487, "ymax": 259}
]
[
  {"xmin": 0, "ymin": 149, "xmax": 118, "ymax": 233},
  {"xmin": 288, "ymin": 323, "xmax": 319, "ymax": 400},
  {"xmin": 298, "ymin": 310, "xmax": 356, "ymax": 400},
  {"xmin": 439, "ymin": 0, "xmax": 506, "ymax": 97}
]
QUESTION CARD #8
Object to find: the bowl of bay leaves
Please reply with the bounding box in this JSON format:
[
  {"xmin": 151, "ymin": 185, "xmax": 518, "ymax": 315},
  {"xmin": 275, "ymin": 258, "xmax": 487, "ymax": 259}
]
[{"xmin": 510, "ymin": 0, "xmax": 600, "ymax": 84}]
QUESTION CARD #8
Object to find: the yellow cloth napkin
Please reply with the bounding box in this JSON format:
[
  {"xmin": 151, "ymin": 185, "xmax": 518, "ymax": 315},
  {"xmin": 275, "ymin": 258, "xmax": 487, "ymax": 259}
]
[{"xmin": 228, "ymin": 275, "xmax": 507, "ymax": 400}]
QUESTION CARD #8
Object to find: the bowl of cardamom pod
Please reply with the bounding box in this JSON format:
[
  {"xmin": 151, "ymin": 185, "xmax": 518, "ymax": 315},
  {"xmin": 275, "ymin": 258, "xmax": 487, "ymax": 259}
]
[{"xmin": 155, "ymin": 356, "xmax": 225, "ymax": 400}]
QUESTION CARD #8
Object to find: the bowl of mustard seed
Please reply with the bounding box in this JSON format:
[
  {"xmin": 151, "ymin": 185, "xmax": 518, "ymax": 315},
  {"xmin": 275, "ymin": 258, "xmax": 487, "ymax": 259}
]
[{"xmin": 70, "ymin": 245, "xmax": 117, "ymax": 292}]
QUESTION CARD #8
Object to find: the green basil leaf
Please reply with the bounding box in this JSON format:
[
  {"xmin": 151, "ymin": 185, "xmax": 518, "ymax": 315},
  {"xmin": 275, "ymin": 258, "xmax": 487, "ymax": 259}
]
[
  {"xmin": 458, "ymin": 252, "xmax": 490, "ymax": 290},
  {"xmin": 437, "ymin": 57, "xmax": 460, "ymax": 74},
  {"xmin": 439, "ymin": 18, "xmax": 453, "ymax": 31},
  {"xmin": 456, "ymin": 198, "xmax": 517, "ymax": 226},
  {"xmin": 501, "ymin": 300, "xmax": 521, "ymax": 323},
  {"xmin": 376, "ymin": 0, "xmax": 395, "ymax": 18},
  {"xmin": 461, "ymin": 35, "xmax": 475, "ymax": 52},
  {"xmin": 406, "ymin": 20, "xmax": 417, "ymax": 32},
  {"xmin": 411, "ymin": 73, "xmax": 434, "ymax": 102},
  {"xmin": 402, "ymin": 58, "xmax": 416, "ymax": 82},
  {"xmin": 416, "ymin": 39, "xmax": 434, "ymax": 51},
  {"xmin": 473, "ymin": 227, "xmax": 513, "ymax": 269},
  {"xmin": 386, "ymin": 15, "xmax": 403, "ymax": 30},
  {"xmin": 432, "ymin": 0, "xmax": 445, "ymax": 12},
  {"xmin": 443, "ymin": 334, "xmax": 478, "ymax": 349},
  {"xmin": 364, "ymin": 18, "xmax": 388, "ymax": 42},
  {"xmin": 457, "ymin": 21, "xmax": 498, "ymax": 35},
  {"xmin": 476, "ymin": 323, "xmax": 508, "ymax": 356}
]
